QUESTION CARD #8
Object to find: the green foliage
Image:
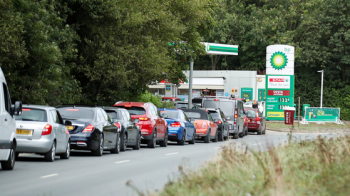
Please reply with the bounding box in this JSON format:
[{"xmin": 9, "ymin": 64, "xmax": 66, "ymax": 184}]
[
  {"xmin": 159, "ymin": 135, "xmax": 350, "ymax": 196},
  {"xmin": 160, "ymin": 101, "xmax": 176, "ymax": 109},
  {"xmin": 138, "ymin": 91, "xmax": 175, "ymax": 109}
]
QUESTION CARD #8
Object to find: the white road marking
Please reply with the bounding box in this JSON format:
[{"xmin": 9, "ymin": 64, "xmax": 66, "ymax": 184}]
[
  {"xmin": 41, "ymin": 173, "xmax": 58, "ymax": 179},
  {"xmin": 165, "ymin": 152, "xmax": 178, "ymax": 156},
  {"xmin": 115, "ymin": 160, "xmax": 130, "ymax": 164}
]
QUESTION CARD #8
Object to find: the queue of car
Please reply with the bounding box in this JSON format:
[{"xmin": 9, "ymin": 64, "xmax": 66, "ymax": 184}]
[{"xmin": 1, "ymin": 64, "xmax": 266, "ymax": 171}]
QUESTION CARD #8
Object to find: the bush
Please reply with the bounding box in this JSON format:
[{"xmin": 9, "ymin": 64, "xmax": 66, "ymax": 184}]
[{"xmin": 138, "ymin": 91, "xmax": 175, "ymax": 109}]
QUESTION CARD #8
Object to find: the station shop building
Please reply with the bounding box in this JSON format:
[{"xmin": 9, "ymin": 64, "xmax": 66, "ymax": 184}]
[{"xmin": 148, "ymin": 70, "xmax": 266, "ymax": 102}]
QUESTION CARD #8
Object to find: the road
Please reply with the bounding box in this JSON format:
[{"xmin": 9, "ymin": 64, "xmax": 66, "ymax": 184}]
[{"xmin": 0, "ymin": 131, "xmax": 333, "ymax": 196}]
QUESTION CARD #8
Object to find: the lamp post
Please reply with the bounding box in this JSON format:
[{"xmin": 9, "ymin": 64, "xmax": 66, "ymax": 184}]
[
  {"xmin": 317, "ymin": 70, "xmax": 324, "ymax": 108},
  {"xmin": 188, "ymin": 60, "xmax": 193, "ymax": 109}
]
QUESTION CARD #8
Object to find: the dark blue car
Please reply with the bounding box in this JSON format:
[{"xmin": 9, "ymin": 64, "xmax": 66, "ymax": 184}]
[{"xmin": 158, "ymin": 108, "xmax": 196, "ymax": 145}]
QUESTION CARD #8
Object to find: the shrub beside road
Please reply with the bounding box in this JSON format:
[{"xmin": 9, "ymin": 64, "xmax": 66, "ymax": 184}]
[{"xmin": 157, "ymin": 135, "xmax": 350, "ymax": 196}]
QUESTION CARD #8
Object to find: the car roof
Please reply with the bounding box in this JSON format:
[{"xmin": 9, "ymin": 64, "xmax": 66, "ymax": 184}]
[
  {"xmin": 114, "ymin": 102, "xmax": 152, "ymax": 107},
  {"xmin": 56, "ymin": 105, "xmax": 98, "ymax": 110},
  {"xmin": 158, "ymin": 108, "xmax": 180, "ymax": 111},
  {"xmin": 102, "ymin": 106, "xmax": 126, "ymax": 111},
  {"xmin": 22, "ymin": 104, "xmax": 56, "ymax": 110}
]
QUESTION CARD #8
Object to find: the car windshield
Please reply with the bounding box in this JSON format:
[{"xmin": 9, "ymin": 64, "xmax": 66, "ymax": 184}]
[
  {"xmin": 106, "ymin": 111, "xmax": 122, "ymax": 120},
  {"xmin": 118, "ymin": 106, "xmax": 146, "ymax": 115},
  {"xmin": 183, "ymin": 111, "xmax": 207, "ymax": 120},
  {"xmin": 57, "ymin": 108, "xmax": 94, "ymax": 120},
  {"xmin": 208, "ymin": 111, "xmax": 220, "ymax": 120},
  {"xmin": 15, "ymin": 108, "xmax": 47, "ymax": 122},
  {"xmin": 160, "ymin": 110, "xmax": 178, "ymax": 119},
  {"xmin": 204, "ymin": 100, "xmax": 235, "ymax": 116},
  {"xmin": 246, "ymin": 110, "xmax": 257, "ymax": 118}
]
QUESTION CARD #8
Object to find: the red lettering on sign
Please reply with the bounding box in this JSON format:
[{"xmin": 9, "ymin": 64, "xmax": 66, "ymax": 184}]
[
  {"xmin": 267, "ymin": 90, "xmax": 290, "ymax": 96},
  {"xmin": 269, "ymin": 78, "xmax": 285, "ymax": 82}
]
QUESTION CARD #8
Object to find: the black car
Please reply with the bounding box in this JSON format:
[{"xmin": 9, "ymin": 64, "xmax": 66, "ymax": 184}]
[
  {"xmin": 103, "ymin": 107, "xmax": 141, "ymax": 151},
  {"xmin": 202, "ymin": 108, "xmax": 230, "ymax": 141},
  {"xmin": 56, "ymin": 105, "xmax": 120, "ymax": 156}
]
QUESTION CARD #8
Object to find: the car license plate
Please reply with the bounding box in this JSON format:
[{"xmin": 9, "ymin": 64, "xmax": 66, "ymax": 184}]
[
  {"xmin": 66, "ymin": 126, "xmax": 74, "ymax": 130},
  {"xmin": 16, "ymin": 129, "xmax": 32, "ymax": 135}
]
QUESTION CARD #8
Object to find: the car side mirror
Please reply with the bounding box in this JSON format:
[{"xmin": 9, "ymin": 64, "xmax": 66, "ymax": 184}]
[
  {"xmin": 13, "ymin": 101, "xmax": 22, "ymax": 116},
  {"xmin": 134, "ymin": 119, "xmax": 140, "ymax": 124},
  {"xmin": 226, "ymin": 117, "xmax": 231, "ymax": 120},
  {"xmin": 65, "ymin": 120, "xmax": 72, "ymax": 126}
]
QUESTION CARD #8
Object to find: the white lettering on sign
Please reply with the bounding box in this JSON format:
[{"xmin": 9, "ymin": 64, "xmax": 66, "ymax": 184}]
[{"xmin": 268, "ymin": 76, "xmax": 290, "ymax": 89}]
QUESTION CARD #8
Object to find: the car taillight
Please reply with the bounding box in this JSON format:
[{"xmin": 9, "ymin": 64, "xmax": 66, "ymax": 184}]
[
  {"xmin": 114, "ymin": 122, "xmax": 121, "ymax": 129},
  {"xmin": 65, "ymin": 129, "xmax": 69, "ymax": 135},
  {"xmin": 214, "ymin": 99, "xmax": 219, "ymax": 101},
  {"xmin": 256, "ymin": 111, "xmax": 261, "ymax": 124},
  {"xmin": 82, "ymin": 124, "xmax": 94, "ymax": 132},
  {"xmin": 42, "ymin": 124, "xmax": 52, "ymax": 135},
  {"xmin": 202, "ymin": 122, "xmax": 207, "ymax": 128},
  {"xmin": 139, "ymin": 117, "xmax": 149, "ymax": 121},
  {"xmin": 235, "ymin": 108, "xmax": 238, "ymax": 118},
  {"xmin": 215, "ymin": 120, "xmax": 222, "ymax": 124},
  {"xmin": 171, "ymin": 122, "xmax": 181, "ymax": 127}
]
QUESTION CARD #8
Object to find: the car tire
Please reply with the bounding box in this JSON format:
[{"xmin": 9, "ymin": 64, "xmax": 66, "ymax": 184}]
[
  {"xmin": 44, "ymin": 141, "xmax": 56, "ymax": 162},
  {"xmin": 15, "ymin": 152, "xmax": 20, "ymax": 160},
  {"xmin": 203, "ymin": 128, "xmax": 210, "ymax": 143},
  {"xmin": 133, "ymin": 132, "xmax": 141, "ymax": 150},
  {"xmin": 60, "ymin": 141, "xmax": 70, "ymax": 159},
  {"xmin": 218, "ymin": 129, "xmax": 224, "ymax": 142},
  {"xmin": 160, "ymin": 129, "xmax": 168, "ymax": 147},
  {"xmin": 110, "ymin": 134, "xmax": 120, "ymax": 154},
  {"xmin": 257, "ymin": 127, "xmax": 262, "ymax": 135},
  {"xmin": 1, "ymin": 144, "xmax": 16, "ymax": 170},
  {"xmin": 232, "ymin": 132, "xmax": 239, "ymax": 139},
  {"xmin": 92, "ymin": 135, "xmax": 104, "ymax": 156},
  {"xmin": 148, "ymin": 129, "xmax": 157, "ymax": 148},
  {"xmin": 120, "ymin": 132, "xmax": 127, "ymax": 151},
  {"xmin": 263, "ymin": 124, "xmax": 266, "ymax": 135},
  {"xmin": 177, "ymin": 130, "xmax": 186, "ymax": 145},
  {"xmin": 188, "ymin": 129, "xmax": 195, "ymax": 144},
  {"xmin": 212, "ymin": 130, "xmax": 218, "ymax": 142}
]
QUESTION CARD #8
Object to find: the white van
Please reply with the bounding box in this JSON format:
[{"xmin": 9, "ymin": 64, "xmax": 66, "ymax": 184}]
[{"xmin": 0, "ymin": 67, "xmax": 22, "ymax": 170}]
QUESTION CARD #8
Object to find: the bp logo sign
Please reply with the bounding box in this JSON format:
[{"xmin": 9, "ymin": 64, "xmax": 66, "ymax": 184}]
[{"xmin": 270, "ymin": 51, "xmax": 288, "ymax": 70}]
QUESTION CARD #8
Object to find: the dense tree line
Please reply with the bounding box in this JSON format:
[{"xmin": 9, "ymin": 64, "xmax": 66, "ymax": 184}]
[
  {"xmin": 0, "ymin": 0, "xmax": 214, "ymax": 105},
  {"xmin": 196, "ymin": 0, "xmax": 350, "ymax": 119},
  {"xmin": 1, "ymin": 0, "xmax": 349, "ymax": 119}
]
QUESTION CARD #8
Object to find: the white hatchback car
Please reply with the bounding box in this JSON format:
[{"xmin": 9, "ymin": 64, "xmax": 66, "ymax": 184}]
[{"xmin": 15, "ymin": 105, "xmax": 70, "ymax": 162}]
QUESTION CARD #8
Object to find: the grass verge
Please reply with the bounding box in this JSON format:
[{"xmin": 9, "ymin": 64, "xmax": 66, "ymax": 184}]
[
  {"xmin": 154, "ymin": 135, "xmax": 350, "ymax": 196},
  {"xmin": 267, "ymin": 121, "xmax": 350, "ymax": 133}
]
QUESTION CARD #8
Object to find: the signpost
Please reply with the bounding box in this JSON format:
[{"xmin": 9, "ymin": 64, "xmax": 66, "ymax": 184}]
[
  {"xmin": 265, "ymin": 45, "xmax": 295, "ymax": 121},
  {"xmin": 241, "ymin": 87, "xmax": 253, "ymax": 101},
  {"xmin": 258, "ymin": 89, "xmax": 266, "ymax": 101},
  {"xmin": 304, "ymin": 107, "xmax": 340, "ymax": 122}
]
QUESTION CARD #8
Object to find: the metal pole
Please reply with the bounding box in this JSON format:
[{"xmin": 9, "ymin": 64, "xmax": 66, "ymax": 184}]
[
  {"xmin": 298, "ymin": 97, "xmax": 300, "ymax": 127},
  {"xmin": 320, "ymin": 70, "xmax": 323, "ymax": 108},
  {"xmin": 188, "ymin": 60, "xmax": 193, "ymax": 109}
]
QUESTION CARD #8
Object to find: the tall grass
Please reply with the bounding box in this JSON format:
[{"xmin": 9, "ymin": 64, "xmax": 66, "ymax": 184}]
[{"xmin": 155, "ymin": 135, "xmax": 350, "ymax": 196}]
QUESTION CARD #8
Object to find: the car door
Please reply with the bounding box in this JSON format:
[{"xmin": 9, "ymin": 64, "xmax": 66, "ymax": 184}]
[
  {"xmin": 220, "ymin": 110, "xmax": 229, "ymax": 136},
  {"xmin": 238, "ymin": 101, "xmax": 245, "ymax": 132},
  {"xmin": 152, "ymin": 105, "xmax": 164, "ymax": 139},
  {"xmin": 208, "ymin": 113, "xmax": 216, "ymax": 136},
  {"xmin": 0, "ymin": 83, "xmax": 15, "ymax": 148},
  {"xmin": 182, "ymin": 111, "xmax": 194, "ymax": 139},
  {"xmin": 101, "ymin": 109, "xmax": 116, "ymax": 149},
  {"xmin": 50, "ymin": 110, "xmax": 64, "ymax": 152}
]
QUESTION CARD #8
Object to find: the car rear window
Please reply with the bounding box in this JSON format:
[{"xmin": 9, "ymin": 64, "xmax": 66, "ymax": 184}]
[
  {"xmin": 208, "ymin": 111, "xmax": 220, "ymax": 120},
  {"xmin": 118, "ymin": 106, "xmax": 146, "ymax": 115},
  {"xmin": 246, "ymin": 110, "xmax": 257, "ymax": 118},
  {"xmin": 204, "ymin": 100, "xmax": 235, "ymax": 116},
  {"xmin": 57, "ymin": 108, "xmax": 94, "ymax": 120},
  {"xmin": 15, "ymin": 108, "xmax": 47, "ymax": 122},
  {"xmin": 160, "ymin": 110, "xmax": 178, "ymax": 119},
  {"xmin": 184, "ymin": 111, "xmax": 209, "ymax": 120},
  {"xmin": 106, "ymin": 111, "xmax": 122, "ymax": 120}
]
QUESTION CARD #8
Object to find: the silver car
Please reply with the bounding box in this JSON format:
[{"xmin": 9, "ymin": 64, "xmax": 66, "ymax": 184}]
[{"xmin": 15, "ymin": 105, "xmax": 70, "ymax": 162}]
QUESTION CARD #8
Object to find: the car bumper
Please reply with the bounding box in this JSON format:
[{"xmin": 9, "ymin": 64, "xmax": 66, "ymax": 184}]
[
  {"xmin": 248, "ymin": 124, "xmax": 260, "ymax": 131},
  {"xmin": 195, "ymin": 128, "xmax": 208, "ymax": 137},
  {"xmin": 0, "ymin": 149, "xmax": 11, "ymax": 161},
  {"xmin": 17, "ymin": 135, "xmax": 54, "ymax": 153},
  {"xmin": 69, "ymin": 133, "xmax": 100, "ymax": 151},
  {"xmin": 168, "ymin": 127, "xmax": 182, "ymax": 141}
]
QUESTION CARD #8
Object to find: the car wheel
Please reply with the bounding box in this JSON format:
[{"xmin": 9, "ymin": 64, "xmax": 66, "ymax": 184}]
[
  {"xmin": 133, "ymin": 132, "xmax": 141, "ymax": 150},
  {"xmin": 177, "ymin": 130, "xmax": 186, "ymax": 145},
  {"xmin": 257, "ymin": 127, "xmax": 262, "ymax": 135},
  {"xmin": 45, "ymin": 141, "xmax": 56, "ymax": 162},
  {"xmin": 212, "ymin": 130, "xmax": 218, "ymax": 142},
  {"xmin": 110, "ymin": 134, "xmax": 120, "ymax": 154},
  {"xmin": 148, "ymin": 129, "xmax": 157, "ymax": 148},
  {"xmin": 60, "ymin": 141, "xmax": 70, "ymax": 159},
  {"xmin": 232, "ymin": 132, "xmax": 239, "ymax": 139},
  {"xmin": 218, "ymin": 129, "xmax": 224, "ymax": 141},
  {"xmin": 160, "ymin": 129, "xmax": 168, "ymax": 147},
  {"xmin": 263, "ymin": 124, "xmax": 266, "ymax": 135},
  {"xmin": 92, "ymin": 135, "xmax": 104, "ymax": 156},
  {"xmin": 1, "ymin": 144, "xmax": 16, "ymax": 170},
  {"xmin": 188, "ymin": 129, "xmax": 195, "ymax": 144},
  {"xmin": 203, "ymin": 128, "xmax": 210, "ymax": 143},
  {"xmin": 15, "ymin": 152, "xmax": 20, "ymax": 160},
  {"xmin": 120, "ymin": 132, "xmax": 127, "ymax": 151}
]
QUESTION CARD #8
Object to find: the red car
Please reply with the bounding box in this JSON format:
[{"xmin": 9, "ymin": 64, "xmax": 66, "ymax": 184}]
[
  {"xmin": 245, "ymin": 108, "xmax": 266, "ymax": 135},
  {"xmin": 162, "ymin": 97, "xmax": 181, "ymax": 102},
  {"xmin": 114, "ymin": 102, "xmax": 168, "ymax": 148}
]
